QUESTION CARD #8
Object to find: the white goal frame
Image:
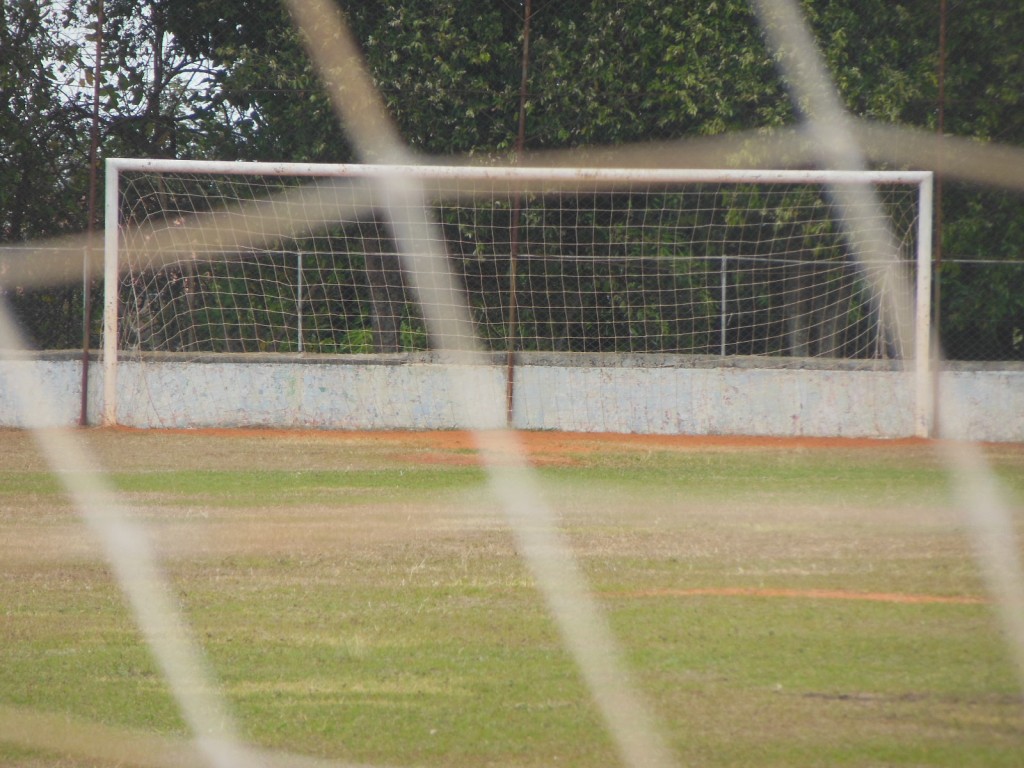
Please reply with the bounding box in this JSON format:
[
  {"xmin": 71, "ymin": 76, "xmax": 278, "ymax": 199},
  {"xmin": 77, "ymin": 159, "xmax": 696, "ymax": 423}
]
[{"xmin": 102, "ymin": 158, "xmax": 934, "ymax": 434}]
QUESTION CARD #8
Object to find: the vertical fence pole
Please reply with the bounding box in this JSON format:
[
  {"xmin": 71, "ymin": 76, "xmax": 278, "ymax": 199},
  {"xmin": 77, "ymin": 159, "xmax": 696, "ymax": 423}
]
[
  {"xmin": 720, "ymin": 255, "xmax": 728, "ymax": 355},
  {"xmin": 296, "ymin": 251, "xmax": 304, "ymax": 353}
]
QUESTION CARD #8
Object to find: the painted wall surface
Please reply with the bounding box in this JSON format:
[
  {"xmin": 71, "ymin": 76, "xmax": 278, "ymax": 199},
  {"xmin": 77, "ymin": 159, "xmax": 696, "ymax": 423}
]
[
  {"xmin": 0, "ymin": 357, "xmax": 104, "ymax": 428},
  {"xmin": 513, "ymin": 365, "xmax": 917, "ymax": 438},
  {"xmin": 1, "ymin": 355, "xmax": 1021, "ymax": 441},
  {"xmin": 111, "ymin": 361, "xmax": 503, "ymax": 431}
]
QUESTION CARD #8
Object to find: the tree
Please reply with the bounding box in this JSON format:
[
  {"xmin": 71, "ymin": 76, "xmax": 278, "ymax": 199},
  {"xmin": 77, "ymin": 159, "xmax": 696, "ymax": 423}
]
[
  {"xmin": 94, "ymin": 0, "xmax": 241, "ymax": 159},
  {"xmin": 0, "ymin": 0, "xmax": 93, "ymax": 348},
  {"xmin": 934, "ymin": 2, "xmax": 1024, "ymax": 360},
  {"xmin": 4, "ymin": 0, "xmax": 1022, "ymax": 358},
  {"xmin": 160, "ymin": 0, "xmax": 1024, "ymax": 359},
  {"xmin": 163, "ymin": 0, "xmax": 521, "ymax": 161},
  {"xmin": 0, "ymin": 1, "xmax": 91, "ymax": 241}
]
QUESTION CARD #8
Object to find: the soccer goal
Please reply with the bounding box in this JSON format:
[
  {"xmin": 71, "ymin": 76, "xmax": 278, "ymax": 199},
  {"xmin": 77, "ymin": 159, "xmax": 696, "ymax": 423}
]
[{"xmin": 102, "ymin": 159, "xmax": 933, "ymax": 433}]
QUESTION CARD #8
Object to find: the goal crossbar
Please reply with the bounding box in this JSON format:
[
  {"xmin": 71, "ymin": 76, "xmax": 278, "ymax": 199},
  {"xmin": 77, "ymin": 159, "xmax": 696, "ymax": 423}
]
[{"xmin": 106, "ymin": 157, "xmax": 932, "ymax": 185}]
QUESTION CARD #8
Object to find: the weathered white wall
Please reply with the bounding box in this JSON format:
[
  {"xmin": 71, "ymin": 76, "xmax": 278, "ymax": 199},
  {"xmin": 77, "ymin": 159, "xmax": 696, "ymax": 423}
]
[
  {"xmin": 1, "ymin": 352, "xmax": 1021, "ymax": 441},
  {"xmin": 513, "ymin": 365, "xmax": 917, "ymax": 438},
  {"xmin": 0, "ymin": 355, "xmax": 104, "ymax": 428},
  {"xmin": 111, "ymin": 359, "xmax": 500, "ymax": 431}
]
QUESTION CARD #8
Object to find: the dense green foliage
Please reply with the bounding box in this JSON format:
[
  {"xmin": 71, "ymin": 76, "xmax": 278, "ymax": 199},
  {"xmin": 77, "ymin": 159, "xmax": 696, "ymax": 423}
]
[{"xmin": 2, "ymin": 0, "xmax": 1022, "ymax": 358}]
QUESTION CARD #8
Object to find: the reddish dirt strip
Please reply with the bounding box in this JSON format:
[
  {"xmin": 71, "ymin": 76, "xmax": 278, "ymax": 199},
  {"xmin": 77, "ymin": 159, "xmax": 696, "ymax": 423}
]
[
  {"xmin": 110, "ymin": 426, "xmax": 941, "ymax": 454},
  {"xmin": 607, "ymin": 587, "xmax": 988, "ymax": 605},
  {"xmin": 102, "ymin": 426, "xmax": 1024, "ymax": 457}
]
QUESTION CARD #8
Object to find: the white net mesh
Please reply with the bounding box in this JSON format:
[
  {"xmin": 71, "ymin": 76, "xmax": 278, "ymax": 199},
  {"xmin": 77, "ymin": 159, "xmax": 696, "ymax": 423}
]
[{"xmin": 115, "ymin": 168, "xmax": 922, "ymax": 362}]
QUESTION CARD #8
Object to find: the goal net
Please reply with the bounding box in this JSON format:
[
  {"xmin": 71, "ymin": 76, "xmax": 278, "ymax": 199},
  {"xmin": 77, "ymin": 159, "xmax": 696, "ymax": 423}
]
[{"xmin": 104, "ymin": 160, "xmax": 932, "ymax": 428}]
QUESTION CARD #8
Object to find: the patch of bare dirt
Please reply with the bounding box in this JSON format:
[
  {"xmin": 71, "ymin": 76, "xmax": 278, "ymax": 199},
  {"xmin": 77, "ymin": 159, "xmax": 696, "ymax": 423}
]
[{"xmin": 90, "ymin": 426, "xmax": 948, "ymax": 467}]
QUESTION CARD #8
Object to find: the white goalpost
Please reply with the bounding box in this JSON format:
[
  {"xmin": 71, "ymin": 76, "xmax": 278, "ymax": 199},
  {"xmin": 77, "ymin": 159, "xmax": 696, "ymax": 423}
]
[{"xmin": 102, "ymin": 158, "xmax": 933, "ymax": 435}]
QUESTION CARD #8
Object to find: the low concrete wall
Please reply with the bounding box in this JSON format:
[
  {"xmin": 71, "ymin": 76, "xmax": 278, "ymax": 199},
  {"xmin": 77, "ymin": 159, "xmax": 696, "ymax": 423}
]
[
  {"xmin": 2, "ymin": 351, "xmax": 1021, "ymax": 441},
  {"xmin": 515, "ymin": 364, "xmax": 916, "ymax": 438},
  {"xmin": 0, "ymin": 353, "xmax": 104, "ymax": 428}
]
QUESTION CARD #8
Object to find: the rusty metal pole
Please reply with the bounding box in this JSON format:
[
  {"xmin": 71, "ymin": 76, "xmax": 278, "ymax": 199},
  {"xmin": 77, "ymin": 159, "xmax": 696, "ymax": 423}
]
[
  {"xmin": 933, "ymin": 0, "xmax": 947, "ymax": 435},
  {"xmin": 80, "ymin": 0, "xmax": 104, "ymax": 426},
  {"xmin": 505, "ymin": 0, "xmax": 532, "ymax": 427},
  {"xmin": 935, "ymin": 0, "xmax": 946, "ymax": 318}
]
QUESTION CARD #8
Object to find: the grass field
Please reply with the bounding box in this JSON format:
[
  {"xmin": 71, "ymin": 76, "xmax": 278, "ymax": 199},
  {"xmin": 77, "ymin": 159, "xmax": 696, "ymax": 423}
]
[{"xmin": 2, "ymin": 428, "xmax": 1023, "ymax": 767}]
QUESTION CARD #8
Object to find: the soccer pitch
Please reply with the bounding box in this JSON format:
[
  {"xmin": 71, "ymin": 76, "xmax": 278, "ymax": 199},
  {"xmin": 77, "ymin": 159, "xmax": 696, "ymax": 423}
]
[{"xmin": 1, "ymin": 428, "xmax": 1023, "ymax": 767}]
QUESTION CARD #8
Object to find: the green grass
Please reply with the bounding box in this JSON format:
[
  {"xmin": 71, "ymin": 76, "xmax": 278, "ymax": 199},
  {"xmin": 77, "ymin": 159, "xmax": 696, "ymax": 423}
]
[{"xmin": 1, "ymin": 430, "xmax": 1022, "ymax": 767}]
